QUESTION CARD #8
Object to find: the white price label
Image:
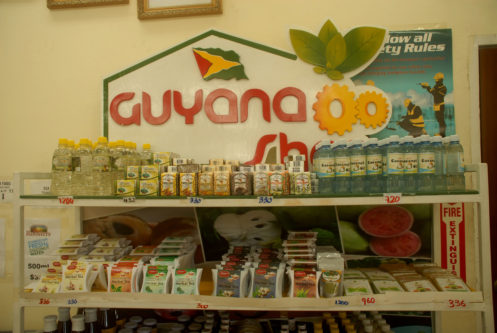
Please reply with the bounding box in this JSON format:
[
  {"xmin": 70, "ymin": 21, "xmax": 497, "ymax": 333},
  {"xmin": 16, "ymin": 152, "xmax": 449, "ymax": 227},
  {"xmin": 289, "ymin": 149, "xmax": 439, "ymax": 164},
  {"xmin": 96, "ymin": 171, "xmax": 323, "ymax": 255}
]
[
  {"xmin": 0, "ymin": 180, "xmax": 14, "ymax": 202},
  {"xmin": 383, "ymin": 193, "xmax": 402, "ymax": 204},
  {"xmin": 122, "ymin": 196, "xmax": 136, "ymax": 203},
  {"xmin": 188, "ymin": 197, "xmax": 203, "ymax": 205}
]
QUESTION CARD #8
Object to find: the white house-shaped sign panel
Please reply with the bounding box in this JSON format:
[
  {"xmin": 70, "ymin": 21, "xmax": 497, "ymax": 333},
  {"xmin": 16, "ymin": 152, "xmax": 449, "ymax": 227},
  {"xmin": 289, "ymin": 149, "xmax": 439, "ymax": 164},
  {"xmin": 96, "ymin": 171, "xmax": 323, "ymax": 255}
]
[{"xmin": 103, "ymin": 30, "xmax": 391, "ymax": 167}]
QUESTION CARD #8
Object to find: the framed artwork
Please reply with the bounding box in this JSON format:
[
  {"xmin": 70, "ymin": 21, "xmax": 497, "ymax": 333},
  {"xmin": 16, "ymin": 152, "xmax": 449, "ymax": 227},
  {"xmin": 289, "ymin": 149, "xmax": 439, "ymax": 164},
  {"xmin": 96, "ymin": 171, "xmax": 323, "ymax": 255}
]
[
  {"xmin": 138, "ymin": 0, "xmax": 222, "ymax": 20},
  {"xmin": 47, "ymin": 0, "xmax": 128, "ymax": 9}
]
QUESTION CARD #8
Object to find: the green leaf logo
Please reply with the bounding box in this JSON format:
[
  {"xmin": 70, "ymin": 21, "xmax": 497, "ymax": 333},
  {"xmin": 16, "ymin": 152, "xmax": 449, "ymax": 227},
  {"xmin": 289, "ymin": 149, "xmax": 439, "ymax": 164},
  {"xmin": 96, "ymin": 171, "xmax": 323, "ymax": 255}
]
[{"xmin": 290, "ymin": 20, "xmax": 386, "ymax": 80}]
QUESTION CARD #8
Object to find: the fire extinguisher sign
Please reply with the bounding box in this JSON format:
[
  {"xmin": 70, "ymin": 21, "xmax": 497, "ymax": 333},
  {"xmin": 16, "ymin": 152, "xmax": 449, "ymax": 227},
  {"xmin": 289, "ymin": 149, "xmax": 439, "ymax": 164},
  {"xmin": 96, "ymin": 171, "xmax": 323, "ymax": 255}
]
[{"xmin": 440, "ymin": 203, "xmax": 466, "ymax": 281}]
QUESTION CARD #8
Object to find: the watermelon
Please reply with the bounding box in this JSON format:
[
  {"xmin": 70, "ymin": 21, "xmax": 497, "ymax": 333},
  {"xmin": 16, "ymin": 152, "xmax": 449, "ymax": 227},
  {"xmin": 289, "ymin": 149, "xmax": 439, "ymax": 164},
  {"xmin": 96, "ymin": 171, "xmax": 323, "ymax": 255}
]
[
  {"xmin": 369, "ymin": 231, "xmax": 422, "ymax": 257},
  {"xmin": 358, "ymin": 205, "xmax": 413, "ymax": 238}
]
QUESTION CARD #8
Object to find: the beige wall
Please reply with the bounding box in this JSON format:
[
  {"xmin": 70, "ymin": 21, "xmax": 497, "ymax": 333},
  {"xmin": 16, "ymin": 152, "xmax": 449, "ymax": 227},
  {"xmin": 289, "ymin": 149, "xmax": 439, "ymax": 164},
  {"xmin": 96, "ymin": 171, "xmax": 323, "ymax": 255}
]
[{"xmin": 1, "ymin": 0, "xmax": 496, "ymax": 331}]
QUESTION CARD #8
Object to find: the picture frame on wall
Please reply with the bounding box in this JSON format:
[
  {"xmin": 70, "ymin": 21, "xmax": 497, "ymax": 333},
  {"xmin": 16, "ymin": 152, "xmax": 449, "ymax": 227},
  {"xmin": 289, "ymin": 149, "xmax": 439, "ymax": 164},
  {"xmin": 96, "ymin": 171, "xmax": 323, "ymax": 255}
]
[
  {"xmin": 47, "ymin": 0, "xmax": 128, "ymax": 9},
  {"xmin": 138, "ymin": 0, "xmax": 222, "ymax": 20}
]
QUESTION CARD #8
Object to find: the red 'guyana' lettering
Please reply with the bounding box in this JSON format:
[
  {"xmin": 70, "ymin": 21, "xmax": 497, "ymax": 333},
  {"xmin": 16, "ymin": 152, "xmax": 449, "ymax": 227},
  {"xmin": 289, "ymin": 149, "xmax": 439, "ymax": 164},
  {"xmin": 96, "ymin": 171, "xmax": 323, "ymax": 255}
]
[{"xmin": 110, "ymin": 87, "xmax": 306, "ymax": 125}]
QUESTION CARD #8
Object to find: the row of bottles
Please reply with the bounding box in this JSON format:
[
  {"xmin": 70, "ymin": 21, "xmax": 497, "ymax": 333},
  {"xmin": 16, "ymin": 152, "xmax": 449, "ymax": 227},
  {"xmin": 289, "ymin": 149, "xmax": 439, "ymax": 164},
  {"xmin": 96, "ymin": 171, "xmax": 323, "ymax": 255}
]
[
  {"xmin": 313, "ymin": 135, "xmax": 465, "ymax": 195},
  {"xmin": 51, "ymin": 137, "xmax": 152, "ymax": 196}
]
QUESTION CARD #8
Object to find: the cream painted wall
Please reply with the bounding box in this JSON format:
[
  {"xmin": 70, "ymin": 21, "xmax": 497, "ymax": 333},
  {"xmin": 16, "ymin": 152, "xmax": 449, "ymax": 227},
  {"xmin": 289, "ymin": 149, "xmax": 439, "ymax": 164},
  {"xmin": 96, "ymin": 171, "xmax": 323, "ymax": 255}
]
[{"xmin": 1, "ymin": 0, "xmax": 496, "ymax": 331}]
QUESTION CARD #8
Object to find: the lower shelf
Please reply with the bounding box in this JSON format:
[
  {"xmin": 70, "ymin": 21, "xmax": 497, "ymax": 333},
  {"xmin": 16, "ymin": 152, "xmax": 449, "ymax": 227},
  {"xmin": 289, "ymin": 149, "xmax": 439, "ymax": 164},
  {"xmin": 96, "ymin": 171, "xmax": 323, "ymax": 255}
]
[{"xmin": 20, "ymin": 291, "xmax": 484, "ymax": 312}]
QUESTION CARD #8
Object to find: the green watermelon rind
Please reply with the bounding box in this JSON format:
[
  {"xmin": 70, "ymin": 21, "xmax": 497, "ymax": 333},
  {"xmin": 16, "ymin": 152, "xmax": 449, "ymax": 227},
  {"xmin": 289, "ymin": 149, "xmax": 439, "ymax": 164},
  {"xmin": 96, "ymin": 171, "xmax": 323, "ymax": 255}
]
[{"xmin": 358, "ymin": 205, "xmax": 414, "ymax": 238}]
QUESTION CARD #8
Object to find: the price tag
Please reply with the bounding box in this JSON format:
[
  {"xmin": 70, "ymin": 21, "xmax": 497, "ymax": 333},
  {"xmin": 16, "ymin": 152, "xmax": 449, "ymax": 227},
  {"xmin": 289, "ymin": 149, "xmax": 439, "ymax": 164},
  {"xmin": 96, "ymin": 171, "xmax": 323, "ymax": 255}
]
[
  {"xmin": 188, "ymin": 197, "xmax": 203, "ymax": 205},
  {"xmin": 67, "ymin": 298, "xmax": 78, "ymax": 305},
  {"xmin": 334, "ymin": 299, "xmax": 349, "ymax": 306},
  {"xmin": 39, "ymin": 298, "xmax": 50, "ymax": 305},
  {"xmin": 448, "ymin": 299, "xmax": 467, "ymax": 309},
  {"xmin": 383, "ymin": 193, "xmax": 402, "ymax": 204},
  {"xmin": 58, "ymin": 196, "xmax": 74, "ymax": 205},
  {"xmin": 122, "ymin": 196, "xmax": 136, "ymax": 203},
  {"xmin": 258, "ymin": 196, "xmax": 273, "ymax": 204},
  {"xmin": 196, "ymin": 303, "xmax": 208, "ymax": 309},
  {"xmin": 361, "ymin": 297, "xmax": 376, "ymax": 306}
]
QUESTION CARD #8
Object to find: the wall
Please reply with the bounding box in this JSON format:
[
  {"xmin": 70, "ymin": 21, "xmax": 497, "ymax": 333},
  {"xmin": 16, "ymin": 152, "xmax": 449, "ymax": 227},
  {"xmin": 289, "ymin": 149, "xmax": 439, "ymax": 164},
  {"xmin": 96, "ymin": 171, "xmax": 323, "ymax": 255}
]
[{"xmin": 1, "ymin": 0, "xmax": 496, "ymax": 331}]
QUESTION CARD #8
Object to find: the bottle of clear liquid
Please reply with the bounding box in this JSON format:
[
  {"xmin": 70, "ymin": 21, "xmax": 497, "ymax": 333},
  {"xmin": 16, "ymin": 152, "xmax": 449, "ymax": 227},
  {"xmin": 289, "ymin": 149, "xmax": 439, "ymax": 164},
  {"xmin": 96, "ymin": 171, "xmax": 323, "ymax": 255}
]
[
  {"xmin": 51, "ymin": 138, "xmax": 73, "ymax": 196},
  {"xmin": 333, "ymin": 140, "xmax": 350, "ymax": 194},
  {"xmin": 312, "ymin": 142, "xmax": 324, "ymax": 173},
  {"xmin": 58, "ymin": 307, "xmax": 72, "ymax": 333},
  {"xmin": 141, "ymin": 143, "xmax": 154, "ymax": 165},
  {"xmin": 44, "ymin": 315, "xmax": 58, "ymax": 333},
  {"xmin": 446, "ymin": 135, "xmax": 466, "ymax": 192},
  {"xmin": 365, "ymin": 138, "xmax": 383, "ymax": 194},
  {"xmin": 402, "ymin": 136, "xmax": 417, "ymax": 194},
  {"xmin": 71, "ymin": 138, "xmax": 93, "ymax": 196},
  {"xmin": 111, "ymin": 140, "xmax": 127, "ymax": 187},
  {"xmin": 349, "ymin": 139, "xmax": 366, "ymax": 194},
  {"xmin": 417, "ymin": 135, "xmax": 435, "ymax": 193},
  {"xmin": 379, "ymin": 138, "xmax": 390, "ymax": 193},
  {"xmin": 432, "ymin": 136, "xmax": 447, "ymax": 192},
  {"xmin": 92, "ymin": 137, "xmax": 113, "ymax": 196},
  {"xmin": 385, "ymin": 135, "xmax": 404, "ymax": 192},
  {"xmin": 125, "ymin": 141, "xmax": 141, "ymax": 180},
  {"xmin": 318, "ymin": 142, "xmax": 335, "ymax": 194}
]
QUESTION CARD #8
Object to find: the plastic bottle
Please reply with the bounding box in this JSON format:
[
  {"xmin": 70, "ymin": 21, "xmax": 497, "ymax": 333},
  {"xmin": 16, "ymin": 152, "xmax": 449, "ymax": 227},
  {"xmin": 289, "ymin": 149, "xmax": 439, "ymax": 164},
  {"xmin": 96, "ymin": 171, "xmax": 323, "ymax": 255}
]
[
  {"xmin": 316, "ymin": 141, "xmax": 334, "ymax": 194},
  {"xmin": 141, "ymin": 143, "xmax": 154, "ymax": 165},
  {"xmin": 349, "ymin": 139, "xmax": 366, "ymax": 194},
  {"xmin": 71, "ymin": 314, "xmax": 85, "ymax": 333},
  {"xmin": 402, "ymin": 136, "xmax": 417, "ymax": 193},
  {"xmin": 365, "ymin": 138, "xmax": 383, "ymax": 194},
  {"xmin": 333, "ymin": 140, "xmax": 350, "ymax": 194},
  {"xmin": 58, "ymin": 307, "xmax": 72, "ymax": 333},
  {"xmin": 51, "ymin": 138, "xmax": 73, "ymax": 195},
  {"xmin": 92, "ymin": 137, "xmax": 113, "ymax": 196},
  {"xmin": 84, "ymin": 308, "xmax": 100, "ymax": 333},
  {"xmin": 446, "ymin": 135, "xmax": 466, "ymax": 191},
  {"xmin": 111, "ymin": 140, "xmax": 127, "ymax": 191},
  {"xmin": 385, "ymin": 135, "xmax": 404, "ymax": 192},
  {"xmin": 417, "ymin": 135, "xmax": 435, "ymax": 193},
  {"xmin": 379, "ymin": 138, "xmax": 390, "ymax": 192},
  {"xmin": 125, "ymin": 141, "xmax": 141, "ymax": 180},
  {"xmin": 44, "ymin": 315, "xmax": 58, "ymax": 333},
  {"xmin": 71, "ymin": 138, "xmax": 93, "ymax": 196},
  {"xmin": 432, "ymin": 136, "xmax": 447, "ymax": 192}
]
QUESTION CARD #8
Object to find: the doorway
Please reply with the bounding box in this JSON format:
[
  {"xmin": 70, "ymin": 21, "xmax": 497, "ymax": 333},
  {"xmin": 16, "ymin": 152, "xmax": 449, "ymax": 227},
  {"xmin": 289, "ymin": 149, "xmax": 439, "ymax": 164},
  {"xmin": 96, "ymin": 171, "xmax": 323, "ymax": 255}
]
[{"xmin": 478, "ymin": 44, "xmax": 497, "ymax": 328}]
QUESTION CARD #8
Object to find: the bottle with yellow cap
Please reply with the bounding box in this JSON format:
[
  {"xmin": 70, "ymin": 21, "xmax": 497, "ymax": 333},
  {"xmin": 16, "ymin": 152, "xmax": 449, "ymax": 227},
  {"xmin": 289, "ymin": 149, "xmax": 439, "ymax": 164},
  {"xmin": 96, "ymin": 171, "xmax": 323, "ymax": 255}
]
[
  {"xmin": 141, "ymin": 143, "xmax": 154, "ymax": 165},
  {"xmin": 91, "ymin": 137, "xmax": 113, "ymax": 196},
  {"xmin": 71, "ymin": 138, "xmax": 93, "ymax": 196},
  {"xmin": 51, "ymin": 138, "xmax": 73, "ymax": 195}
]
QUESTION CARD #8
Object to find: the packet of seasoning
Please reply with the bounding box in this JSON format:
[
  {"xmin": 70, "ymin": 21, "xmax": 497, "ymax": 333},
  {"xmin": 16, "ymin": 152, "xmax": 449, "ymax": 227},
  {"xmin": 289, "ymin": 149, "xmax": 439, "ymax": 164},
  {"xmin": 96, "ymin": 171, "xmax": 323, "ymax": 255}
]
[
  {"xmin": 141, "ymin": 264, "xmax": 171, "ymax": 294},
  {"xmin": 160, "ymin": 172, "xmax": 178, "ymax": 196},
  {"xmin": 198, "ymin": 171, "xmax": 214, "ymax": 196},
  {"xmin": 34, "ymin": 274, "xmax": 62, "ymax": 293},
  {"xmin": 249, "ymin": 267, "xmax": 283, "ymax": 298},
  {"xmin": 95, "ymin": 238, "xmax": 131, "ymax": 248},
  {"xmin": 59, "ymin": 239, "xmax": 92, "ymax": 248},
  {"xmin": 231, "ymin": 170, "xmax": 252, "ymax": 196},
  {"xmin": 172, "ymin": 268, "xmax": 202, "ymax": 295},
  {"xmin": 140, "ymin": 165, "xmax": 159, "ymax": 180},
  {"xmin": 173, "ymin": 158, "xmax": 188, "ymax": 166},
  {"xmin": 268, "ymin": 170, "xmax": 285, "ymax": 196},
  {"xmin": 153, "ymin": 152, "xmax": 173, "ymax": 166},
  {"xmin": 67, "ymin": 234, "xmax": 100, "ymax": 242},
  {"xmin": 287, "ymin": 231, "xmax": 318, "ymax": 240},
  {"xmin": 214, "ymin": 168, "xmax": 230, "ymax": 196},
  {"xmin": 343, "ymin": 279, "xmax": 373, "ymax": 295},
  {"xmin": 178, "ymin": 164, "xmax": 200, "ymax": 173},
  {"xmin": 288, "ymin": 269, "xmax": 321, "ymax": 298},
  {"xmin": 212, "ymin": 267, "xmax": 249, "ymax": 297},
  {"xmin": 179, "ymin": 173, "xmax": 197, "ymax": 196},
  {"xmin": 115, "ymin": 180, "xmax": 136, "ymax": 197},
  {"xmin": 55, "ymin": 247, "xmax": 91, "ymax": 256},
  {"xmin": 138, "ymin": 179, "xmax": 159, "ymax": 196},
  {"xmin": 292, "ymin": 172, "xmax": 312, "ymax": 195},
  {"xmin": 253, "ymin": 168, "xmax": 269, "ymax": 195},
  {"xmin": 371, "ymin": 279, "xmax": 405, "ymax": 294}
]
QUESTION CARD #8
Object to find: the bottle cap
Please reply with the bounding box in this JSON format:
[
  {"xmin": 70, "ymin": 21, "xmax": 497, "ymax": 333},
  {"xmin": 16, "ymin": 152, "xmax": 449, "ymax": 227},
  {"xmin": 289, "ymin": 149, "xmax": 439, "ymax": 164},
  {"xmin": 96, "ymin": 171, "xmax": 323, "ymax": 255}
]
[
  {"xmin": 58, "ymin": 138, "xmax": 68, "ymax": 145},
  {"xmin": 143, "ymin": 318, "xmax": 157, "ymax": 326},
  {"xmin": 57, "ymin": 307, "xmax": 71, "ymax": 321},
  {"xmin": 43, "ymin": 315, "xmax": 57, "ymax": 332},
  {"xmin": 71, "ymin": 314, "xmax": 85, "ymax": 332},
  {"xmin": 98, "ymin": 136, "xmax": 108, "ymax": 144},
  {"xmin": 129, "ymin": 315, "xmax": 143, "ymax": 323},
  {"xmin": 143, "ymin": 143, "xmax": 151, "ymax": 150},
  {"xmin": 84, "ymin": 308, "xmax": 98, "ymax": 323}
]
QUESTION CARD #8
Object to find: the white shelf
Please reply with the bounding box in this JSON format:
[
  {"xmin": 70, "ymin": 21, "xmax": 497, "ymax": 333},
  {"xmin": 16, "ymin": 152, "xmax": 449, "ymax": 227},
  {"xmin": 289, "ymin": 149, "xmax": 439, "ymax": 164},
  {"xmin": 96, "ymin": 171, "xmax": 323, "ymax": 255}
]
[{"xmin": 20, "ymin": 291, "xmax": 484, "ymax": 312}]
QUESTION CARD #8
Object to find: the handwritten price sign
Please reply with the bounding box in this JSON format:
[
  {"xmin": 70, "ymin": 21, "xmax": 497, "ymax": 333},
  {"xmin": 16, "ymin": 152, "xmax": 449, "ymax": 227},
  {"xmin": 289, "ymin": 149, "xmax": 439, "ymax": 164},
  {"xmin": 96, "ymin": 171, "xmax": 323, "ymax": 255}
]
[
  {"xmin": 448, "ymin": 299, "xmax": 467, "ymax": 309},
  {"xmin": 361, "ymin": 297, "xmax": 376, "ymax": 306},
  {"xmin": 58, "ymin": 196, "xmax": 74, "ymax": 205},
  {"xmin": 188, "ymin": 197, "xmax": 203, "ymax": 205},
  {"xmin": 258, "ymin": 196, "xmax": 273, "ymax": 204},
  {"xmin": 383, "ymin": 193, "xmax": 402, "ymax": 204},
  {"xmin": 39, "ymin": 298, "xmax": 50, "ymax": 305},
  {"xmin": 196, "ymin": 303, "xmax": 208, "ymax": 309}
]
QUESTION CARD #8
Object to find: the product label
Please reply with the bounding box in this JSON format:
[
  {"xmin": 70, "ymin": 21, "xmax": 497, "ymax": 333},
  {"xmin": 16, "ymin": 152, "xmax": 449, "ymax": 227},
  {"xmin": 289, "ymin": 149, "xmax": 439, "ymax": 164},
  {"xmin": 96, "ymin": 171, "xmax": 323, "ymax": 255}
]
[
  {"xmin": 335, "ymin": 157, "xmax": 350, "ymax": 177},
  {"xmin": 293, "ymin": 173, "xmax": 311, "ymax": 195},
  {"xmin": 319, "ymin": 157, "xmax": 335, "ymax": 175},
  {"xmin": 402, "ymin": 279, "xmax": 436, "ymax": 292},
  {"xmin": 214, "ymin": 172, "xmax": 230, "ymax": 196},
  {"xmin": 115, "ymin": 180, "xmax": 136, "ymax": 196},
  {"xmin": 142, "ymin": 265, "xmax": 168, "ymax": 294},
  {"xmin": 109, "ymin": 266, "xmax": 133, "ymax": 292},
  {"xmin": 253, "ymin": 172, "xmax": 269, "ymax": 195},
  {"xmin": 180, "ymin": 173, "xmax": 196, "ymax": 196},
  {"xmin": 366, "ymin": 154, "xmax": 382, "ymax": 175},
  {"xmin": 252, "ymin": 268, "xmax": 277, "ymax": 298},
  {"xmin": 217, "ymin": 269, "xmax": 241, "ymax": 297},
  {"xmin": 198, "ymin": 173, "xmax": 214, "ymax": 195},
  {"xmin": 174, "ymin": 269, "xmax": 197, "ymax": 295},
  {"xmin": 404, "ymin": 152, "xmax": 418, "ymax": 174},
  {"xmin": 387, "ymin": 153, "xmax": 404, "ymax": 175},
  {"xmin": 139, "ymin": 179, "xmax": 158, "ymax": 196},
  {"xmin": 93, "ymin": 156, "xmax": 111, "ymax": 172},
  {"xmin": 293, "ymin": 270, "xmax": 317, "ymax": 297},
  {"xmin": 269, "ymin": 173, "xmax": 284, "ymax": 195},
  {"xmin": 350, "ymin": 155, "xmax": 366, "ymax": 176},
  {"xmin": 126, "ymin": 165, "xmax": 139, "ymax": 179},
  {"xmin": 61, "ymin": 262, "xmax": 88, "ymax": 292},
  {"xmin": 140, "ymin": 165, "xmax": 159, "ymax": 180},
  {"xmin": 232, "ymin": 173, "xmax": 249, "ymax": 195},
  {"xmin": 52, "ymin": 156, "xmax": 72, "ymax": 171},
  {"xmin": 160, "ymin": 173, "xmax": 177, "ymax": 196},
  {"xmin": 419, "ymin": 152, "xmax": 435, "ymax": 174},
  {"xmin": 320, "ymin": 270, "xmax": 342, "ymax": 297},
  {"xmin": 372, "ymin": 280, "xmax": 404, "ymax": 293}
]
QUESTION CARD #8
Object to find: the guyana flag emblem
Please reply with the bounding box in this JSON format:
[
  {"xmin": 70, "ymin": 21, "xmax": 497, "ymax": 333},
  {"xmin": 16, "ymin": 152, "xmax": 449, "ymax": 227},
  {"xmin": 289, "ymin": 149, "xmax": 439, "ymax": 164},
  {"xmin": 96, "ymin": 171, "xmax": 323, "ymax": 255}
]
[{"xmin": 193, "ymin": 47, "xmax": 248, "ymax": 81}]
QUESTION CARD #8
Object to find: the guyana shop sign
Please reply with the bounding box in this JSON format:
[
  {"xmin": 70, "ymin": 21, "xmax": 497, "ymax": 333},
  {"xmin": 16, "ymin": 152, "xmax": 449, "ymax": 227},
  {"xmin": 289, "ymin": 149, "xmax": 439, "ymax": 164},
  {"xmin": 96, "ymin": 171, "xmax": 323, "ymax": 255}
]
[{"xmin": 103, "ymin": 21, "xmax": 393, "ymax": 166}]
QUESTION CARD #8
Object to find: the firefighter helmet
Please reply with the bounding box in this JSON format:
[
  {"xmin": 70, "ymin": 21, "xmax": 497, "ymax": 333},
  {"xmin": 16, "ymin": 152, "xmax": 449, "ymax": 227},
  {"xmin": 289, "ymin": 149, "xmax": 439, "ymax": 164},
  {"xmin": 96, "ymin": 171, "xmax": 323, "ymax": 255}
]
[
  {"xmin": 404, "ymin": 98, "xmax": 412, "ymax": 107},
  {"xmin": 434, "ymin": 72, "xmax": 444, "ymax": 80}
]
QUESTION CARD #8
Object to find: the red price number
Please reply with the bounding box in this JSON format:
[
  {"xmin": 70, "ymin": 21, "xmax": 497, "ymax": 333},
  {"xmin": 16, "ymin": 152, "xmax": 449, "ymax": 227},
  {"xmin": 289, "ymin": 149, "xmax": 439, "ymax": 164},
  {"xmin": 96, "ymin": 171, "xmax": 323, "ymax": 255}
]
[
  {"xmin": 58, "ymin": 196, "xmax": 74, "ymax": 205},
  {"xmin": 361, "ymin": 297, "xmax": 376, "ymax": 306},
  {"xmin": 196, "ymin": 303, "xmax": 208, "ymax": 309},
  {"xmin": 39, "ymin": 298, "xmax": 50, "ymax": 305},
  {"xmin": 383, "ymin": 193, "xmax": 402, "ymax": 204},
  {"xmin": 448, "ymin": 299, "xmax": 466, "ymax": 308}
]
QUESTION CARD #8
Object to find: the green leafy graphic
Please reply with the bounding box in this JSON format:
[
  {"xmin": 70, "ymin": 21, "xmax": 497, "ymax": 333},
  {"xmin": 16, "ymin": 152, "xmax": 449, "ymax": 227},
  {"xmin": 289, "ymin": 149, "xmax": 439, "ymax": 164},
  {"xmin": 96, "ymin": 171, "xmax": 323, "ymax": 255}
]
[{"xmin": 290, "ymin": 20, "xmax": 386, "ymax": 80}]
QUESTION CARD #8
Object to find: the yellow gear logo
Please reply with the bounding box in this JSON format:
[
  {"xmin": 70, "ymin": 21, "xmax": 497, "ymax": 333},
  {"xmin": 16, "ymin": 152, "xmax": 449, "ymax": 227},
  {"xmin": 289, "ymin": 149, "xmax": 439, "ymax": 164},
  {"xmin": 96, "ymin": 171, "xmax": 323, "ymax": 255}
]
[
  {"xmin": 312, "ymin": 84, "xmax": 358, "ymax": 136},
  {"xmin": 356, "ymin": 91, "xmax": 389, "ymax": 129}
]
